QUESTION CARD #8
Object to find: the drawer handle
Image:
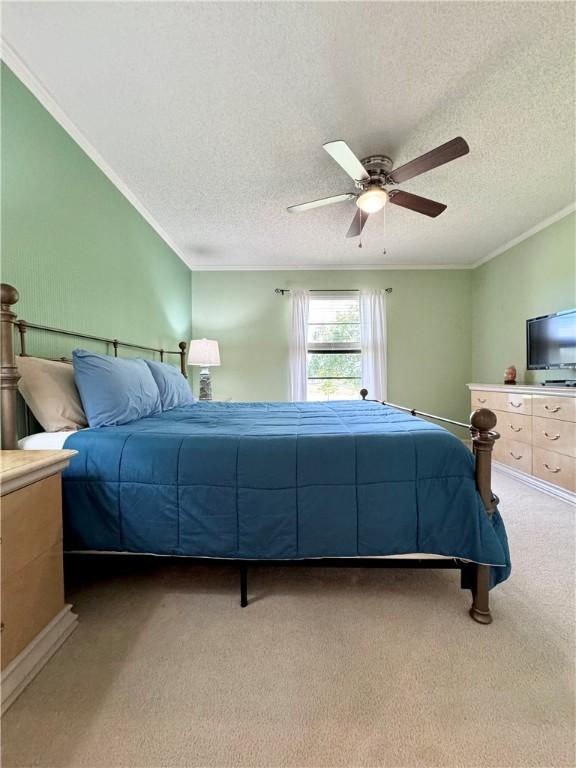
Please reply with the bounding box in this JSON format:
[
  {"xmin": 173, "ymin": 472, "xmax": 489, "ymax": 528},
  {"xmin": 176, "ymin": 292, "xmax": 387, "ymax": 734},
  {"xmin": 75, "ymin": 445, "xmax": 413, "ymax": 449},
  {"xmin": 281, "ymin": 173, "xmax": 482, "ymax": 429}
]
[
  {"xmin": 477, "ymin": 397, "xmax": 487, "ymax": 404},
  {"xmin": 509, "ymin": 451, "xmax": 523, "ymax": 460},
  {"xmin": 543, "ymin": 463, "xmax": 561, "ymax": 474},
  {"xmin": 544, "ymin": 405, "xmax": 561, "ymax": 413},
  {"xmin": 543, "ymin": 431, "xmax": 560, "ymax": 441},
  {"xmin": 508, "ymin": 424, "xmax": 522, "ymax": 432},
  {"xmin": 510, "ymin": 401, "xmax": 522, "ymax": 408}
]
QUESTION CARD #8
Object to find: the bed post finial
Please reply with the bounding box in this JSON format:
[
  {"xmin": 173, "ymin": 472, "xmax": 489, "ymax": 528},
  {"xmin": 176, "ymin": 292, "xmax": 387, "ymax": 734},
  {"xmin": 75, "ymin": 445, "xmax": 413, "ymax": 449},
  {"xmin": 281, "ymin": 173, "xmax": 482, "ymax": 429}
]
[
  {"xmin": 1, "ymin": 283, "xmax": 21, "ymax": 449},
  {"xmin": 360, "ymin": 388, "xmax": 368, "ymax": 400},
  {"xmin": 470, "ymin": 408, "xmax": 498, "ymax": 512},
  {"xmin": 469, "ymin": 407, "xmax": 499, "ymax": 624},
  {"xmin": 179, "ymin": 341, "xmax": 187, "ymax": 378}
]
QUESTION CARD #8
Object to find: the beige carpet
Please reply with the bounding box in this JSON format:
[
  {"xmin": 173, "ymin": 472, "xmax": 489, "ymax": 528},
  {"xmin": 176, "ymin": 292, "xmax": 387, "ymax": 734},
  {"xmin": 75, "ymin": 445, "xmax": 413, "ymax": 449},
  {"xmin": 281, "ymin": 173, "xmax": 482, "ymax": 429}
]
[{"xmin": 2, "ymin": 470, "xmax": 575, "ymax": 768}]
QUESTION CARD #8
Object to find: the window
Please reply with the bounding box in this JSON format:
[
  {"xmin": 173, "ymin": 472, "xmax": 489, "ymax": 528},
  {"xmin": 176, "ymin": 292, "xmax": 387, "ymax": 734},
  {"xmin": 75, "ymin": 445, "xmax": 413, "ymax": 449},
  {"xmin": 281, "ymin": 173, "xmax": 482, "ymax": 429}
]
[{"xmin": 307, "ymin": 292, "xmax": 361, "ymax": 401}]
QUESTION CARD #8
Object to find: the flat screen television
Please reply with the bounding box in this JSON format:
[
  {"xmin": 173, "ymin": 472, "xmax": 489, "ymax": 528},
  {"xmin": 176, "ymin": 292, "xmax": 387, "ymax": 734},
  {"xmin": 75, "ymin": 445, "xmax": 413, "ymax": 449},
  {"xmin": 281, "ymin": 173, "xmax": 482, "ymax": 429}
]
[{"xmin": 526, "ymin": 309, "xmax": 576, "ymax": 370}]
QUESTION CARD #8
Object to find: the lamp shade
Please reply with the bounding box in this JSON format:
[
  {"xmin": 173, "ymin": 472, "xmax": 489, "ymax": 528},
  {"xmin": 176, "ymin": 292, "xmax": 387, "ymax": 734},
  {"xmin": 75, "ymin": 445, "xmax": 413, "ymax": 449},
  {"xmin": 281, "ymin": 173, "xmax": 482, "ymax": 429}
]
[{"xmin": 187, "ymin": 339, "xmax": 221, "ymax": 367}]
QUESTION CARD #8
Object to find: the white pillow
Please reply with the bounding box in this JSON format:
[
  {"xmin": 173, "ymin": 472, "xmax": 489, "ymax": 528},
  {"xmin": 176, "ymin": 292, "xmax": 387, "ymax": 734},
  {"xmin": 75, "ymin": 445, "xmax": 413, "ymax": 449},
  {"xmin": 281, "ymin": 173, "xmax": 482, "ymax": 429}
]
[{"xmin": 16, "ymin": 356, "xmax": 87, "ymax": 432}]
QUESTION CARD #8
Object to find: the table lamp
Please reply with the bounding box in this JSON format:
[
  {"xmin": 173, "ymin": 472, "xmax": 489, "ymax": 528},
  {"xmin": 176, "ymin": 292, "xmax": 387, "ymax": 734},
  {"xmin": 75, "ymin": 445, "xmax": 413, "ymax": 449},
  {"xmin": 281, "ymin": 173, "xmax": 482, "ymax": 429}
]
[{"xmin": 187, "ymin": 339, "xmax": 220, "ymax": 401}]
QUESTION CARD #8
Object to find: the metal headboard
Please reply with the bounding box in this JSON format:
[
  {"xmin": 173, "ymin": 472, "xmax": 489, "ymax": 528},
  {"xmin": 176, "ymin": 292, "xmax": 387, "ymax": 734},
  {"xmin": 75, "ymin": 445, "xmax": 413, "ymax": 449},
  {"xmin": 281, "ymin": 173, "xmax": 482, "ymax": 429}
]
[{"xmin": 0, "ymin": 283, "xmax": 188, "ymax": 449}]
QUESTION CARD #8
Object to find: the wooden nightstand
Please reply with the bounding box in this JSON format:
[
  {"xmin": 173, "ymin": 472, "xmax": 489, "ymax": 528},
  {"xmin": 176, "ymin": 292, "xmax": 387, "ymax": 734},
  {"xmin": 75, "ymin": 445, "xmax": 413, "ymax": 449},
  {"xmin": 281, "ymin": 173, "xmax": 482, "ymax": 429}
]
[{"xmin": 1, "ymin": 450, "xmax": 78, "ymax": 711}]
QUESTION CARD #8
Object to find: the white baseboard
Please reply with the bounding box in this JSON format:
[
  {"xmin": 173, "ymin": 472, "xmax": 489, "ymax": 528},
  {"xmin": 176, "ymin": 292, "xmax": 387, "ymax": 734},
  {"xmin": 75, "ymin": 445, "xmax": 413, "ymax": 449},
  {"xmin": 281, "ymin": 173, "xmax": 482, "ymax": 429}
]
[
  {"xmin": 493, "ymin": 461, "xmax": 576, "ymax": 505},
  {"xmin": 1, "ymin": 605, "xmax": 78, "ymax": 713}
]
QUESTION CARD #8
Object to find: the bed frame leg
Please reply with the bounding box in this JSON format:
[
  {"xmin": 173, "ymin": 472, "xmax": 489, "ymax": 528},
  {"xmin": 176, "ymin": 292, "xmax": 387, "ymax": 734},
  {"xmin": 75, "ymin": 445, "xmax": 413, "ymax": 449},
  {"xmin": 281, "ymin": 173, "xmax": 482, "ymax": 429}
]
[
  {"xmin": 460, "ymin": 561, "xmax": 474, "ymax": 591},
  {"xmin": 469, "ymin": 564, "xmax": 492, "ymax": 624},
  {"xmin": 240, "ymin": 563, "xmax": 248, "ymax": 607}
]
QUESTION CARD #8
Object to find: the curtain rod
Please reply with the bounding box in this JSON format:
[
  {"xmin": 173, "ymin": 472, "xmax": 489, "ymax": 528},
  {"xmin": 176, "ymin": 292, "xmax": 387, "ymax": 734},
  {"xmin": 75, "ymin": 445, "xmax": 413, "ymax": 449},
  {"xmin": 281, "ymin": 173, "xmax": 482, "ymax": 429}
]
[{"xmin": 274, "ymin": 288, "xmax": 392, "ymax": 295}]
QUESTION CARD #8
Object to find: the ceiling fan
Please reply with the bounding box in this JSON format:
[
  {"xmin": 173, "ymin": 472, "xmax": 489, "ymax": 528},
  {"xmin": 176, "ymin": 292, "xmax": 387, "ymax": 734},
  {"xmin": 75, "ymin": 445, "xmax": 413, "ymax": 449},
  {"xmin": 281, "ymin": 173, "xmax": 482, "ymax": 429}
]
[{"xmin": 287, "ymin": 137, "xmax": 469, "ymax": 238}]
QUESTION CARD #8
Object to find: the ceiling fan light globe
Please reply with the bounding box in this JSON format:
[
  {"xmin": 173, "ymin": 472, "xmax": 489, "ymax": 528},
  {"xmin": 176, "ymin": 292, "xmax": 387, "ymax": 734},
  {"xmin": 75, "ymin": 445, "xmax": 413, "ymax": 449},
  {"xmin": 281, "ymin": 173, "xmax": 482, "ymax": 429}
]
[{"xmin": 356, "ymin": 187, "xmax": 388, "ymax": 214}]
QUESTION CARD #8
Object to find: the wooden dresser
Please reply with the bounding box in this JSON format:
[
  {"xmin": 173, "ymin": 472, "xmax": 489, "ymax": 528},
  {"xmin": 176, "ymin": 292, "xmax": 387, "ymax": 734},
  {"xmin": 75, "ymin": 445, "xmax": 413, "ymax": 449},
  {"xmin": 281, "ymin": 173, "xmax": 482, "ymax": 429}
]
[
  {"xmin": 468, "ymin": 385, "xmax": 576, "ymax": 500},
  {"xmin": 1, "ymin": 450, "xmax": 78, "ymax": 711}
]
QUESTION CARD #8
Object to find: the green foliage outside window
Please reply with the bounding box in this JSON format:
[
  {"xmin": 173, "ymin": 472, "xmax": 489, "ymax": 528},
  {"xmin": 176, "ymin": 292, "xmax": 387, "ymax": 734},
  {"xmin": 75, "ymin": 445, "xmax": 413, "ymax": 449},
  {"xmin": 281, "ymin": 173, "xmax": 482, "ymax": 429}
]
[{"xmin": 307, "ymin": 303, "xmax": 362, "ymax": 400}]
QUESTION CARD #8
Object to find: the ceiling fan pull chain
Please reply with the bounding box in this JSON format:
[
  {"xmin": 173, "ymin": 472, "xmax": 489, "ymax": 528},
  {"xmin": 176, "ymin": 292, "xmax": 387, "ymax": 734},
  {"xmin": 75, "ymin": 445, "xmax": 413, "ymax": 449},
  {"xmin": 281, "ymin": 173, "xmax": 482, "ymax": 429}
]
[{"xmin": 382, "ymin": 205, "xmax": 387, "ymax": 256}]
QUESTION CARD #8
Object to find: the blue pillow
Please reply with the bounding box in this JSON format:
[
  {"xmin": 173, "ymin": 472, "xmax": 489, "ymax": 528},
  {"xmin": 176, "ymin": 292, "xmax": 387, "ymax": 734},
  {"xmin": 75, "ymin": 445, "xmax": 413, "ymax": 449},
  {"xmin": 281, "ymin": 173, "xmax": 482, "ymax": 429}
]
[
  {"xmin": 72, "ymin": 349, "xmax": 162, "ymax": 427},
  {"xmin": 144, "ymin": 360, "xmax": 195, "ymax": 410}
]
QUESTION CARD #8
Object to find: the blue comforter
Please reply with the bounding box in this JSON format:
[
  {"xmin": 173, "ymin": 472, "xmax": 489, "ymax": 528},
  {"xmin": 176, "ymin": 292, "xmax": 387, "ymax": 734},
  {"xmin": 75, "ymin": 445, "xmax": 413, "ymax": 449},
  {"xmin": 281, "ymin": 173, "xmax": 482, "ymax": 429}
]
[{"xmin": 62, "ymin": 401, "xmax": 510, "ymax": 586}]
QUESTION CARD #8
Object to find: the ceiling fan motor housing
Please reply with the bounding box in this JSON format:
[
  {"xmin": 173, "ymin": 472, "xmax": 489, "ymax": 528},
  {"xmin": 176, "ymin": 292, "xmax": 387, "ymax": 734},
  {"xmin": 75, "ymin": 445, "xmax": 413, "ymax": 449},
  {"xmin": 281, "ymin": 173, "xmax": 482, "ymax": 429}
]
[{"xmin": 359, "ymin": 155, "xmax": 394, "ymax": 189}]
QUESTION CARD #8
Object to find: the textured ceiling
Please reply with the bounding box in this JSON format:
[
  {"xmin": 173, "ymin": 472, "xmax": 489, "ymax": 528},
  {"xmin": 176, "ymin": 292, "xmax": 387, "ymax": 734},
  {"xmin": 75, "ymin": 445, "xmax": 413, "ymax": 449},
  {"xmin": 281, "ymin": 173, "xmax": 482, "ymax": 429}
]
[{"xmin": 3, "ymin": 1, "xmax": 575, "ymax": 269}]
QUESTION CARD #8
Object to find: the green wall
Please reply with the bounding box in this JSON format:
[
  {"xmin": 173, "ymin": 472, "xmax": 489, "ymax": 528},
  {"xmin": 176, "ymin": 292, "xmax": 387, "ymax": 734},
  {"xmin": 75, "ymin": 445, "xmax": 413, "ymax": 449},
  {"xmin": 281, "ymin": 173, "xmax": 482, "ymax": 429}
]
[
  {"xmin": 192, "ymin": 270, "xmax": 473, "ymax": 423},
  {"xmin": 0, "ymin": 64, "xmax": 191, "ymax": 362},
  {"xmin": 192, "ymin": 213, "xmax": 575, "ymax": 418},
  {"xmin": 471, "ymin": 212, "xmax": 576, "ymax": 385}
]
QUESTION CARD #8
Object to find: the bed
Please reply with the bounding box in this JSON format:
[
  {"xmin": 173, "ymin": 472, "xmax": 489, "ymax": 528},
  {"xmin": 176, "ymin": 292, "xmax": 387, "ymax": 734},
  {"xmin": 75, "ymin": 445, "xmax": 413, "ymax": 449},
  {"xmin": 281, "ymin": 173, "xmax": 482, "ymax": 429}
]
[{"xmin": 0, "ymin": 283, "xmax": 509, "ymax": 623}]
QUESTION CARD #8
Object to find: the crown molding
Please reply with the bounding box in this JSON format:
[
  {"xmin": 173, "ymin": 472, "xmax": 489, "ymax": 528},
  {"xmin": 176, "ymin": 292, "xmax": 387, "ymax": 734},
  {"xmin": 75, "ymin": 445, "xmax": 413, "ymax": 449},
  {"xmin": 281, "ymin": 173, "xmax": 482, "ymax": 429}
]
[
  {"xmin": 189, "ymin": 263, "xmax": 474, "ymax": 272},
  {"xmin": 472, "ymin": 203, "xmax": 576, "ymax": 269},
  {"xmin": 0, "ymin": 39, "xmax": 191, "ymax": 270}
]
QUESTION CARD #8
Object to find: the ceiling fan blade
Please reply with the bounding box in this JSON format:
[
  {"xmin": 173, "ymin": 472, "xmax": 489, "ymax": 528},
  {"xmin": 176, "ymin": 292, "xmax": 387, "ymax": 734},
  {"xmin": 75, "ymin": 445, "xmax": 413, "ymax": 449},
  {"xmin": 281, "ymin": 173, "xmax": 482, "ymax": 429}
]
[
  {"xmin": 346, "ymin": 209, "xmax": 369, "ymax": 238},
  {"xmin": 323, "ymin": 140, "xmax": 370, "ymax": 183},
  {"xmin": 388, "ymin": 137, "xmax": 469, "ymax": 185},
  {"xmin": 287, "ymin": 193, "xmax": 356, "ymax": 213},
  {"xmin": 389, "ymin": 190, "xmax": 446, "ymax": 217}
]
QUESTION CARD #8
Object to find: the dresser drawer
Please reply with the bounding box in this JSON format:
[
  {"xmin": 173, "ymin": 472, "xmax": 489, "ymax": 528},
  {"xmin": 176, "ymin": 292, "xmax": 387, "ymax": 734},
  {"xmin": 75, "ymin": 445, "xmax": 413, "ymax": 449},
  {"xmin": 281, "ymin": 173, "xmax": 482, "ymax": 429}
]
[
  {"xmin": 493, "ymin": 437, "xmax": 532, "ymax": 474},
  {"xmin": 533, "ymin": 448, "xmax": 576, "ymax": 492},
  {"xmin": 1, "ymin": 544, "xmax": 65, "ymax": 669},
  {"xmin": 470, "ymin": 391, "xmax": 507, "ymax": 412},
  {"xmin": 532, "ymin": 395, "xmax": 576, "ymax": 423},
  {"xmin": 496, "ymin": 412, "xmax": 532, "ymax": 444},
  {"xmin": 470, "ymin": 390, "xmax": 532, "ymax": 415},
  {"xmin": 502, "ymin": 392, "xmax": 532, "ymax": 415},
  {"xmin": 1, "ymin": 474, "xmax": 62, "ymax": 581},
  {"xmin": 532, "ymin": 416, "xmax": 576, "ymax": 458}
]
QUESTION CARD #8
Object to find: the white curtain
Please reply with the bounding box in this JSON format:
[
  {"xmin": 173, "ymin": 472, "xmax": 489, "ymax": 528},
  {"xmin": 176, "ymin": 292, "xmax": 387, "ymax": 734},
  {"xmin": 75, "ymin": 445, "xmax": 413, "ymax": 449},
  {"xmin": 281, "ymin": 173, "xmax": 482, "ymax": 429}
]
[
  {"xmin": 289, "ymin": 289, "xmax": 309, "ymax": 401},
  {"xmin": 360, "ymin": 289, "xmax": 387, "ymax": 401}
]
